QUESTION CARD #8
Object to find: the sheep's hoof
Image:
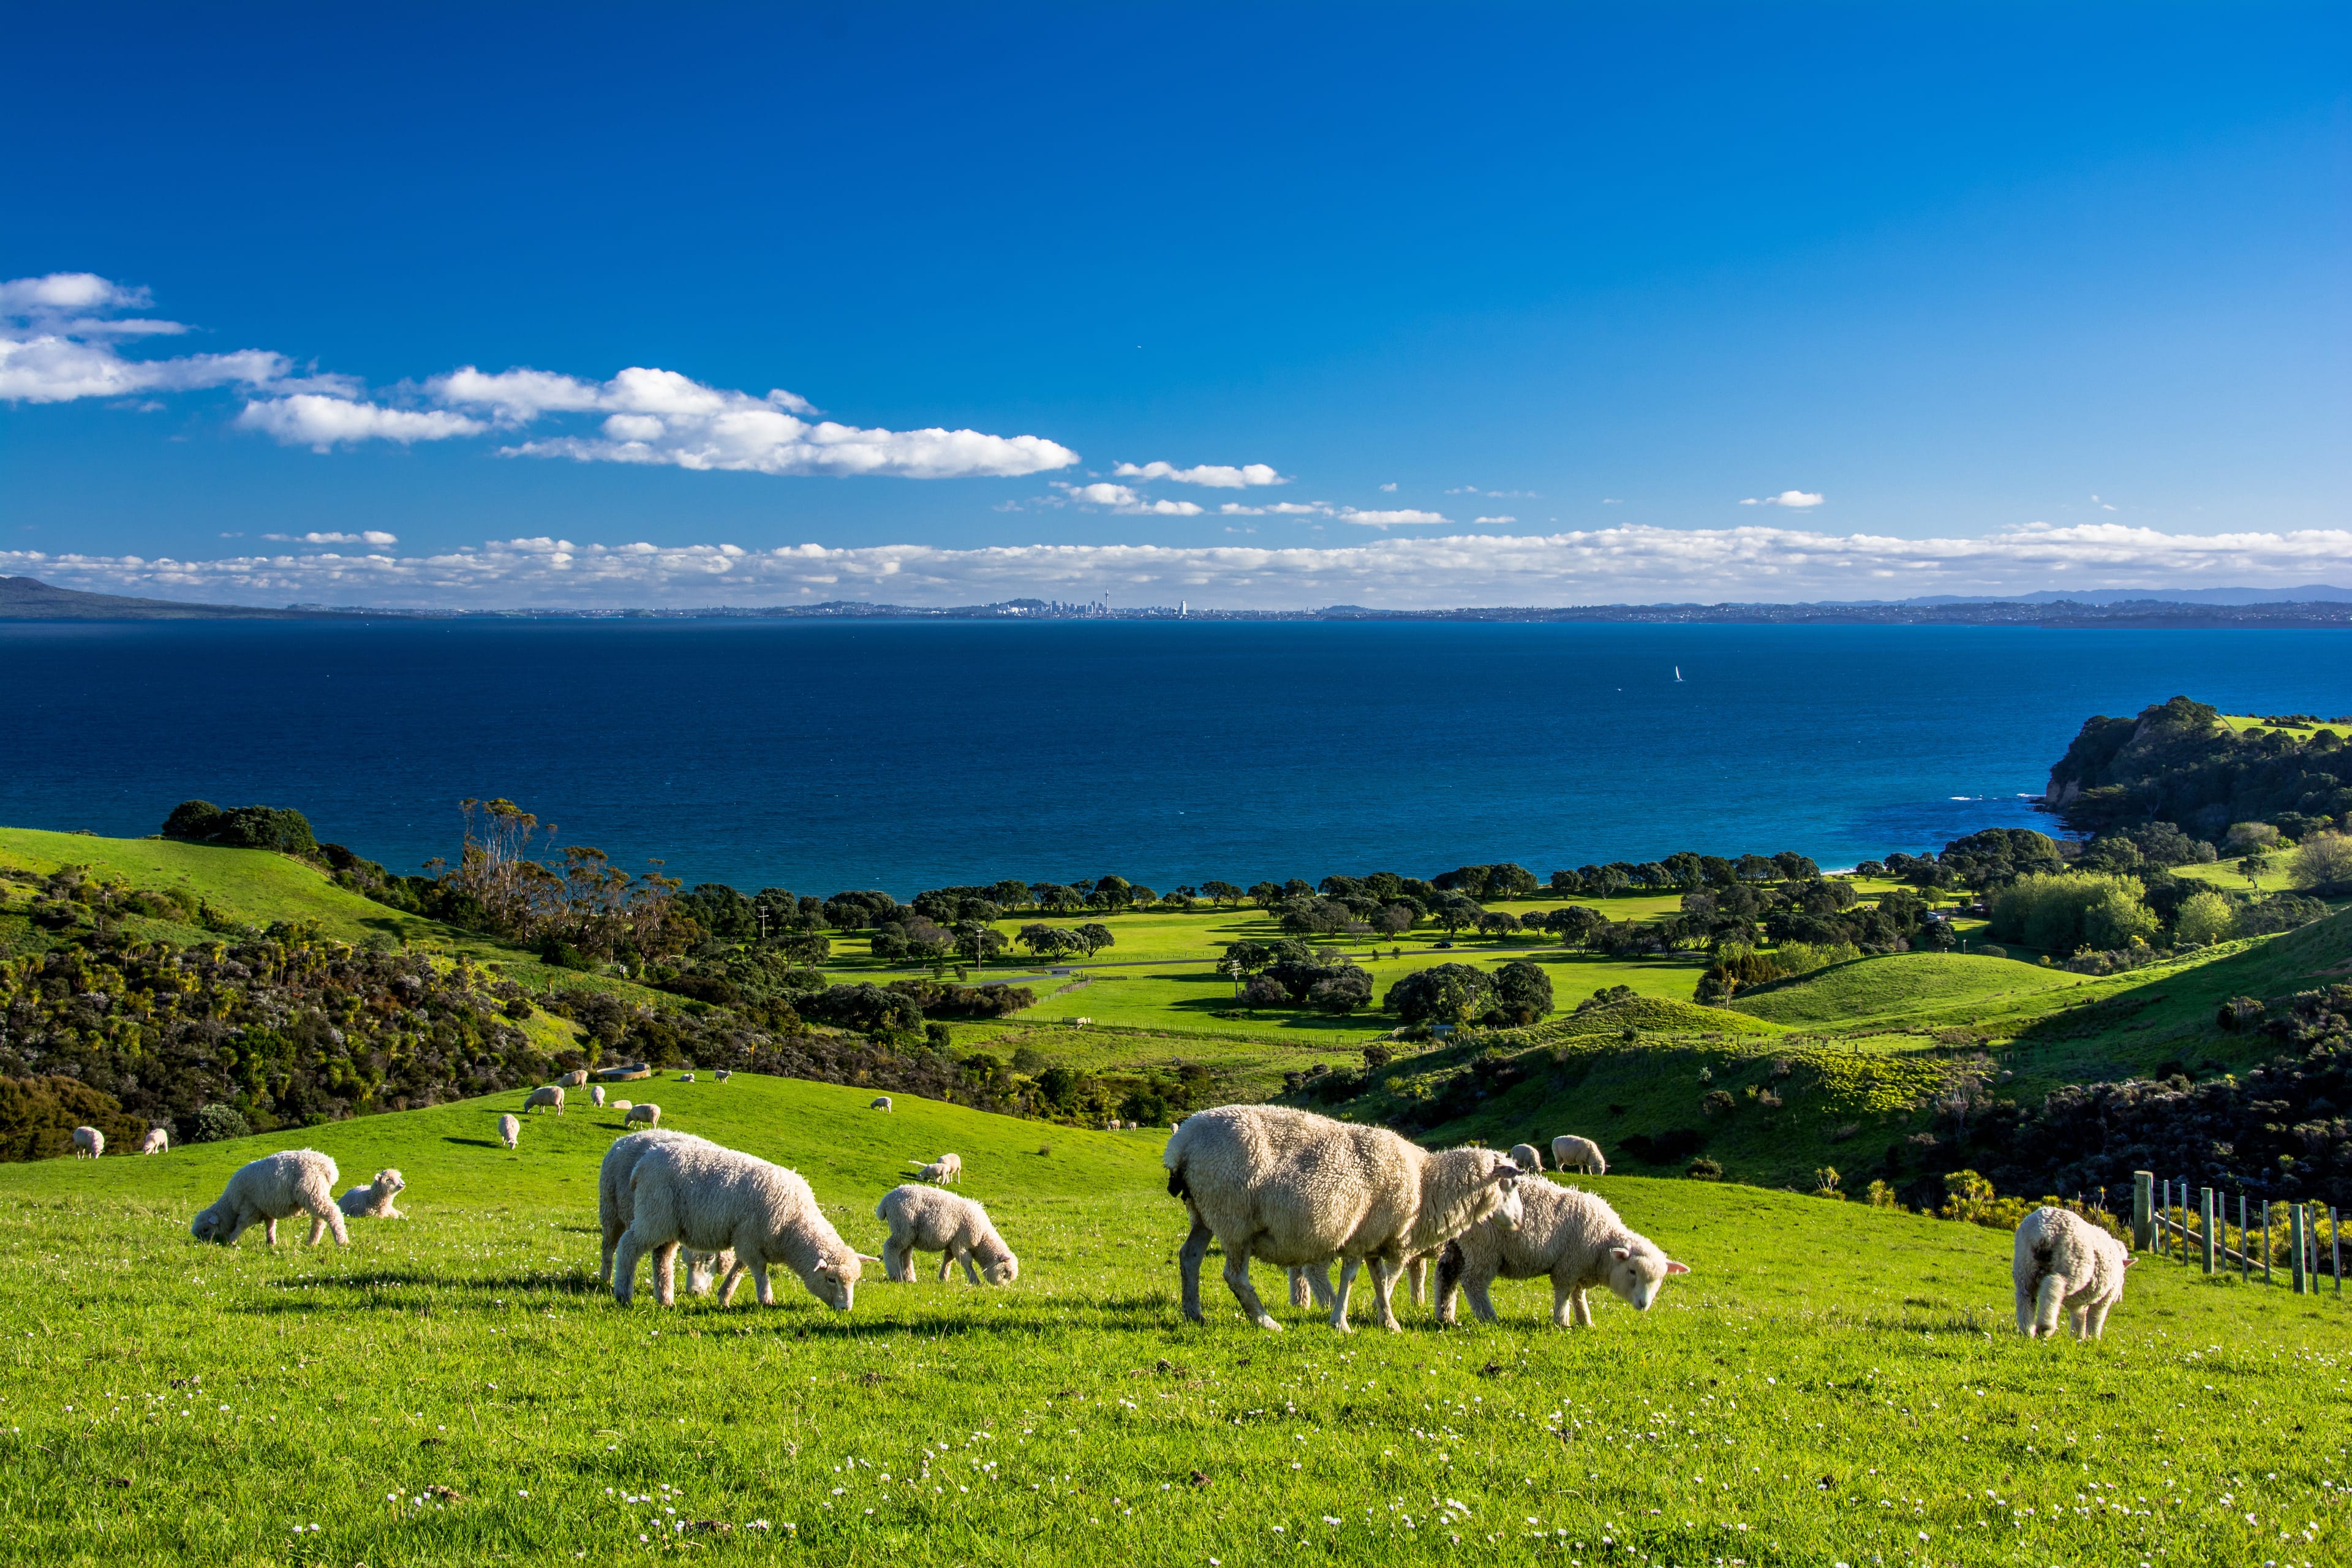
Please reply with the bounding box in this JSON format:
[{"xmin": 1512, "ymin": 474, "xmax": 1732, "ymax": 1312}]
[{"xmin": 1254, "ymin": 1315, "xmax": 1283, "ymax": 1332}]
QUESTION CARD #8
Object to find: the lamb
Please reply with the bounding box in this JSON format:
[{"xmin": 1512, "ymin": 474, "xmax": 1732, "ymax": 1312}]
[
  {"xmin": 1550, "ymin": 1136, "xmax": 1607, "ymax": 1175},
  {"xmin": 611, "ymin": 1139, "xmax": 871, "ymax": 1311},
  {"xmin": 190, "ymin": 1150, "xmax": 349, "ymax": 1247},
  {"xmin": 1164, "ymin": 1104, "xmax": 1525, "ymax": 1332},
  {"xmin": 908, "ymin": 1152, "xmax": 963, "ymax": 1185},
  {"xmin": 1434, "ymin": 1180, "xmax": 1687, "ymax": 1328},
  {"xmin": 624, "ymin": 1103, "xmax": 662, "ymax": 1128},
  {"xmin": 524, "ymin": 1085, "xmax": 565, "ymax": 1116},
  {"xmin": 590, "ymin": 1086, "xmax": 607, "ymax": 1107},
  {"xmin": 875, "ymin": 1184, "xmax": 1019, "ymax": 1286},
  {"xmin": 714, "ymin": 1069, "xmax": 732, "ymax": 1082},
  {"xmin": 1507, "ymin": 1142, "xmax": 1544, "ymax": 1173},
  {"xmin": 679, "ymin": 1072, "xmax": 695, "ymax": 1084},
  {"xmin": 2013, "ymin": 1207, "xmax": 2134, "ymax": 1341},
  {"xmin": 71, "ymin": 1126, "xmax": 104, "ymax": 1159},
  {"xmin": 498, "ymin": 1114, "xmax": 521, "ymax": 1149},
  {"xmin": 337, "ymin": 1169, "xmax": 408, "ymax": 1219},
  {"xmin": 558, "ymin": 1069, "xmax": 589, "ymax": 1088},
  {"xmin": 140, "ymin": 1127, "xmax": 168, "ymax": 1155},
  {"xmin": 610, "ymin": 1099, "xmax": 633, "ymax": 1112},
  {"xmin": 598, "ymin": 1128, "xmax": 718, "ymax": 1284},
  {"xmin": 870, "ymin": 1096, "xmax": 892, "ymax": 1112}
]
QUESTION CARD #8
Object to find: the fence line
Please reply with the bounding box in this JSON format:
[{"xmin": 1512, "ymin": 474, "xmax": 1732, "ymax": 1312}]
[{"xmin": 2140, "ymin": 1170, "xmax": 2341, "ymax": 1295}]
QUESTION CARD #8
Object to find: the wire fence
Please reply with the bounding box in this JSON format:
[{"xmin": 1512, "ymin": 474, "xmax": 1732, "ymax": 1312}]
[{"xmin": 2137, "ymin": 1170, "xmax": 2343, "ymax": 1295}]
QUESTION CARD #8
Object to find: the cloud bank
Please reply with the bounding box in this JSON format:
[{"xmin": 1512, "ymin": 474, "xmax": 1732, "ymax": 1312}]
[
  {"xmin": 1112, "ymin": 461, "xmax": 1286, "ymax": 488},
  {"xmin": 9, "ymin": 522, "xmax": 2346, "ymax": 611},
  {"xmin": 3, "ymin": 273, "xmax": 1078, "ymax": 481}
]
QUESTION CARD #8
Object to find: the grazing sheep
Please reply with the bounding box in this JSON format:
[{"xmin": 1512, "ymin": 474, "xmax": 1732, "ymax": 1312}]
[
  {"xmin": 71, "ymin": 1126, "xmax": 104, "ymax": 1159},
  {"xmin": 1435, "ymin": 1180, "xmax": 1687, "ymax": 1328},
  {"xmin": 558, "ymin": 1069, "xmax": 589, "ymax": 1088},
  {"xmin": 870, "ymin": 1096, "xmax": 892, "ymax": 1112},
  {"xmin": 190, "ymin": 1150, "xmax": 348, "ymax": 1247},
  {"xmin": 714, "ymin": 1069, "xmax": 732, "ymax": 1082},
  {"xmin": 624, "ymin": 1103, "xmax": 662, "ymax": 1128},
  {"xmin": 908, "ymin": 1152, "xmax": 963, "ymax": 1185},
  {"xmin": 875, "ymin": 1184, "xmax": 1019, "ymax": 1286},
  {"xmin": 599, "ymin": 1129, "xmax": 717, "ymax": 1283},
  {"xmin": 610, "ymin": 1099, "xmax": 633, "ymax": 1112},
  {"xmin": 590, "ymin": 1085, "xmax": 606, "ymax": 1107},
  {"xmin": 611, "ymin": 1139, "xmax": 872, "ymax": 1311},
  {"xmin": 2013, "ymin": 1207, "xmax": 2134, "ymax": 1341},
  {"xmin": 337, "ymin": 1169, "xmax": 407, "ymax": 1219},
  {"xmin": 1507, "ymin": 1143, "xmax": 1544, "ymax": 1173},
  {"xmin": 679, "ymin": 1072, "xmax": 695, "ymax": 1084},
  {"xmin": 524, "ymin": 1085, "xmax": 565, "ymax": 1116},
  {"xmin": 1550, "ymin": 1135, "xmax": 1607, "ymax": 1175},
  {"xmin": 498, "ymin": 1114, "xmax": 521, "ymax": 1150},
  {"xmin": 140, "ymin": 1127, "xmax": 168, "ymax": 1155},
  {"xmin": 1164, "ymin": 1104, "xmax": 1525, "ymax": 1332}
]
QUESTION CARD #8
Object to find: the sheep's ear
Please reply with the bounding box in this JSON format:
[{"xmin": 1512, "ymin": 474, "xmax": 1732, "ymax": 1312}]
[
  {"xmin": 1664, "ymin": 1260, "xmax": 1690, "ymax": 1275},
  {"xmin": 855, "ymin": 1252, "xmax": 884, "ymax": 1264},
  {"xmin": 2122, "ymin": 1257, "xmax": 2137, "ymax": 1268},
  {"xmin": 1610, "ymin": 1246, "xmax": 1631, "ymax": 1261}
]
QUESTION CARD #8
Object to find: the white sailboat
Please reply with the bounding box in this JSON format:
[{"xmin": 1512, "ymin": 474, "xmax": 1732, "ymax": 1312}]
[{"xmin": 1673, "ymin": 665, "xmax": 1683, "ymax": 682}]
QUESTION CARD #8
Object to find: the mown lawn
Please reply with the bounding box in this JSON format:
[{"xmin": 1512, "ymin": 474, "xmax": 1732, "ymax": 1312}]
[{"xmin": 2, "ymin": 1073, "xmax": 2346, "ymax": 1566}]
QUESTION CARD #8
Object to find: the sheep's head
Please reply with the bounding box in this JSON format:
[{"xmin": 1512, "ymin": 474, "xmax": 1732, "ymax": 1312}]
[
  {"xmin": 1485, "ymin": 1160, "xmax": 1525, "ymax": 1231},
  {"xmin": 189, "ymin": 1205, "xmax": 225, "ymax": 1244},
  {"xmin": 807, "ymin": 1252, "xmax": 866, "ymax": 1311},
  {"xmin": 375, "ymin": 1169, "xmax": 405, "ymax": 1196},
  {"xmin": 979, "ymin": 1246, "xmax": 1020, "ymax": 1287},
  {"xmin": 1604, "ymin": 1243, "xmax": 1691, "ymax": 1311}
]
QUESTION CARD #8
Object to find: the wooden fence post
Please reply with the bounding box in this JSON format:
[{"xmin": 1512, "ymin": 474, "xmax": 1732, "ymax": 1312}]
[
  {"xmin": 2292, "ymin": 1204, "xmax": 2309, "ymax": 1295},
  {"xmin": 2133, "ymin": 1172, "xmax": 2154, "ymax": 1253},
  {"xmin": 2201, "ymin": 1188, "xmax": 2216, "ymax": 1275},
  {"xmin": 2239, "ymin": 1193, "xmax": 2249, "ymax": 1282},
  {"xmin": 2263, "ymin": 1199, "xmax": 2273, "ymax": 1286}
]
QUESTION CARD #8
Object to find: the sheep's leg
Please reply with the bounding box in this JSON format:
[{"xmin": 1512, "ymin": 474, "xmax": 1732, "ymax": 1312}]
[
  {"xmin": 1366, "ymin": 1256, "xmax": 1404, "ymax": 1333},
  {"xmin": 2013, "ymin": 1281, "xmax": 2037, "ymax": 1337},
  {"xmin": 938, "ymin": 1249, "xmax": 956, "ymax": 1284},
  {"xmin": 1572, "ymin": 1287, "xmax": 1593, "ymax": 1328},
  {"xmin": 310, "ymin": 1195, "xmax": 349, "ymax": 1247},
  {"xmin": 1306, "ymin": 1263, "xmax": 1336, "ymax": 1308},
  {"xmin": 652, "ymin": 1242, "xmax": 679, "ymax": 1308},
  {"xmin": 1463, "ymin": 1273, "xmax": 1501, "ymax": 1325},
  {"xmin": 2032, "ymin": 1275, "xmax": 2067, "ymax": 1338},
  {"xmin": 1328, "ymin": 1258, "xmax": 1359, "ymax": 1333},
  {"xmin": 1288, "ymin": 1267, "xmax": 1312, "ymax": 1309},
  {"xmin": 2084, "ymin": 1296, "xmax": 2114, "ymax": 1340},
  {"xmin": 1550, "ymin": 1274, "xmax": 1577, "ymax": 1328},
  {"xmin": 884, "ymin": 1240, "xmax": 913, "ymax": 1284},
  {"xmin": 1406, "ymin": 1253, "xmax": 1428, "ymax": 1307},
  {"xmin": 262, "ymin": 1216, "xmax": 279, "ymax": 1246},
  {"xmin": 1178, "ymin": 1210, "xmax": 1214, "ymax": 1325},
  {"xmin": 612, "ymin": 1229, "xmax": 649, "ymax": 1305},
  {"xmin": 600, "ymin": 1224, "xmax": 621, "ymax": 1285},
  {"xmin": 750, "ymin": 1260, "xmax": 775, "ymax": 1307},
  {"xmin": 219, "ymin": 1208, "xmax": 254, "ymax": 1247},
  {"xmin": 716, "ymin": 1262, "xmax": 749, "ymax": 1307},
  {"xmin": 2071, "ymin": 1304, "xmax": 2091, "ymax": 1341},
  {"xmin": 958, "ymin": 1250, "xmax": 984, "ymax": 1287},
  {"xmin": 1221, "ymin": 1237, "xmax": 1281, "ymax": 1332}
]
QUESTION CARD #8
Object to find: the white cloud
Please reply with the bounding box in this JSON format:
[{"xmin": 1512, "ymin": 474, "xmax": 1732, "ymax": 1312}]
[
  {"xmin": 1741, "ymin": 490, "xmax": 1825, "ymax": 508},
  {"xmin": 1112, "ymin": 460, "xmax": 1286, "ymax": 489},
  {"xmin": 262, "ymin": 530, "xmax": 398, "ymax": 546},
  {"xmin": 1473, "ymin": 515, "xmax": 1517, "ymax": 525},
  {"xmin": 1378, "ymin": 482, "xmax": 1397, "ymax": 492},
  {"xmin": 238, "ymin": 396, "xmax": 487, "ymax": 450},
  {"xmin": 12, "ymin": 522, "xmax": 2349, "ymax": 610},
  {"xmin": 1056, "ymin": 481, "xmax": 1202, "ymax": 515},
  {"xmin": 1337, "ymin": 508, "xmax": 1452, "ymax": 527},
  {"xmin": 0, "ymin": 271, "xmax": 308, "ymax": 404}
]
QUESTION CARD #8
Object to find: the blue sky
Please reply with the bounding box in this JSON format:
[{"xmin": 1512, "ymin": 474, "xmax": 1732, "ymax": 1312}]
[{"xmin": 3, "ymin": 4, "xmax": 2346, "ymax": 607}]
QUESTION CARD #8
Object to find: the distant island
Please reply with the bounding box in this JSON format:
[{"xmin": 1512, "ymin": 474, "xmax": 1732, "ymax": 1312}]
[{"xmin": 6, "ymin": 573, "xmax": 2351, "ymax": 627}]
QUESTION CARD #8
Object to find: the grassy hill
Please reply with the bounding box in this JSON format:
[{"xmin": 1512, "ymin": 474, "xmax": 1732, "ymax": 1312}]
[
  {"xmin": 1, "ymin": 1080, "xmax": 2344, "ymax": 1566},
  {"xmin": 1732, "ymin": 951, "xmax": 2078, "ymax": 1030}
]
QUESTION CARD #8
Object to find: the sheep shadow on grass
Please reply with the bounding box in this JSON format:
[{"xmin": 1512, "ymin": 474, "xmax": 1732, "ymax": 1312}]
[{"xmin": 440, "ymin": 1136, "xmax": 507, "ymax": 1149}]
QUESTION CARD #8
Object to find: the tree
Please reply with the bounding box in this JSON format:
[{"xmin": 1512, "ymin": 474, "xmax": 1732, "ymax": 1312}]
[
  {"xmin": 2172, "ymin": 890, "xmax": 2237, "ymax": 946},
  {"xmin": 1308, "ymin": 966, "xmax": 1374, "ymax": 1014},
  {"xmin": 954, "ymin": 921, "xmax": 1007, "ymax": 967},
  {"xmin": 989, "ymin": 880, "xmax": 1032, "ymax": 911},
  {"xmin": 1086, "ymin": 876, "xmax": 1134, "ymax": 911},
  {"xmin": 1202, "ymin": 880, "xmax": 1243, "ymax": 908},
  {"xmin": 1384, "ymin": 963, "xmax": 1494, "ymax": 1025},
  {"xmin": 1242, "ymin": 974, "xmax": 1289, "ymax": 1010},
  {"xmin": 776, "ymin": 929, "xmax": 831, "ymax": 966},
  {"xmin": 1248, "ymin": 881, "xmax": 1285, "ymax": 909},
  {"xmin": 1373, "ymin": 903, "xmax": 1417, "ymax": 939},
  {"xmin": 1490, "ymin": 960, "xmax": 1554, "ymax": 1025},
  {"xmin": 1125, "ymin": 885, "xmax": 1157, "ymax": 909},
  {"xmin": 1548, "ymin": 869, "xmax": 1584, "ymax": 895},
  {"xmin": 1430, "ymin": 892, "xmax": 1482, "ymax": 937},
  {"xmin": 1771, "ymin": 851, "xmax": 1822, "ymax": 881},
  {"xmin": 752, "ymin": 888, "xmax": 801, "ymax": 939},
  {"xmin": 1735, "ymin": 854, "xmax": 1778, "ymax": 883},
  {"xmin": 1476, "ymin": 911, "xmax": 1520, "ymax": 941},
  {"xmin": 1030, "ymin": 881, "xmax": 1080, "ymax": 913},
  {"xmin": 2290, "ymin": 832, "xmax": 2352, "ymax": 892},
  {"xmin": 1074, "ymin": 923, "xmax": 1116, "ymax": 957}
]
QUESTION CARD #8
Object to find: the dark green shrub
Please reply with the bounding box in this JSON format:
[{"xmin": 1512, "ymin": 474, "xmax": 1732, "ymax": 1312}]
[{"xmin": 190, "ymin": 1104, "xmax": 254, "ymax": 1144}]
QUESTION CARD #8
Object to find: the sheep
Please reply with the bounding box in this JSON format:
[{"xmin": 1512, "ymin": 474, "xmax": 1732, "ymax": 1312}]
[
  {"xmin": 190, "ymin": 1150, "xmax": 348, "ymax": 1247},
  {"xmin": 337, "ymin": 1169, "xmax": 407, "ymax": 1219},
  {"xmin": 1434, "ymin": 1180, "xmax": 1687, "ymax": 1328},
  {"xmin": 140, "ymin": 1127, "xmax": 168, "ymax": 1155},
  {"xmin": 71, "ymin": 1126, "xmax": 104, "ymax": 1159},
  {"xmin": 611, "ymin": 1139, "xmax": 873, "ymax": 1311},
  {"xmin": 1551, "ymin": 1135, "xmax": 1607, "ymax": 1175},
  {"xmin": 908, "ymin": 1152, "xmax": 963, "ymax": 1185},
  {"xmin": 558, "ymin": 1069, "xmax": 589, "ymax": 1088},
  {"xmin": 590, "ymin": 1085, "xmax": 607, "ymax": 1107},
  {"xmin": 1507, "ymin": 1142, "xmax": 1544, "ymax": 1173},
  {"xmin": 624, "ymin": 1103, "xmax": 662, "ymax": 1128},
  {"xmin": 1164, "ymin": 1103, "xmax": 1525, "ymax": 1332},
  {"xmin": 498, "ymin": 1114, "xmax": 521, "ymax": 1149},
  {"xmin": 679, "ymin": 1072, "xmax": 696, "ymax": 1084},
  {"xmin": 714, "ymin": 1069, "xmax": 732, "ymax": 1082},
  {"xmin": 524, "ymin": 1085, "xmax": 565, "ymax": 1116},
  {"xmin": 875, "ymin": 1184, "xmax": 1019, "ymax": 1286},
  {"xmin": 2013, "ymin": 1206, "xmax": 2134, "ymax": 1341},
  {"xmin": 611, "ymin": 1099, "xmax": 633, "ymax": 1112},
  {"xmin": 599, "ymin": 1128, "xmax": 718, "ymax": 1283},
  {"xmin": 870, "ymin": 1096, "xmax": 892, "ymax": 1112}
]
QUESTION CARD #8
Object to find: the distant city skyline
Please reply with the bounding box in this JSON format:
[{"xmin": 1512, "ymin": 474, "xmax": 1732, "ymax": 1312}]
[{"xmin": 3, "ymin": 6, "xmax": 2345, "ymax": 608}]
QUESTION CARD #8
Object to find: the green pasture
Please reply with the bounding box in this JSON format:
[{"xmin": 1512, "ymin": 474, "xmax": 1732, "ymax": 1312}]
[
  {"xmin": 4, "ymin": 1076, "xmax": 2347, "ymax": 1567},
  {"xmin": 1732, "ymin": 952, "xmax": 2079, "ymax": 1031}
]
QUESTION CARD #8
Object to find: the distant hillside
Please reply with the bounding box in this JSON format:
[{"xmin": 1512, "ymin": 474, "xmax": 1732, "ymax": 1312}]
[{"xmin": 0, "ymin": 575, "xmax": 352, "ymax": 620}]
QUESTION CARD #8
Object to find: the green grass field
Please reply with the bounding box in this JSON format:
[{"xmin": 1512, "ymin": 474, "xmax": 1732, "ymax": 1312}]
[
  {"xmin": 1732, "ymin": 953, "xmax": 2080, "ymax": 1031},
  {"xmin": 5, "ymin": 1075, "xmax": 2348, "ymax": 1566}
]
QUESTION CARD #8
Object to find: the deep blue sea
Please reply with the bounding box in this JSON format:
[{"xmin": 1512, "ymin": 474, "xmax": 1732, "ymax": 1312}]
[{"xmin": 2, "ymin": 619, "xmax": 2345, "ymax": 896}]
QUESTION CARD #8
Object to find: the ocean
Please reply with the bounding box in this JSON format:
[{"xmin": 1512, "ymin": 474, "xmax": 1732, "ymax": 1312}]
[{"xmin": 2, "ymin": 618, "xmax": 2344, "ymax": 895}]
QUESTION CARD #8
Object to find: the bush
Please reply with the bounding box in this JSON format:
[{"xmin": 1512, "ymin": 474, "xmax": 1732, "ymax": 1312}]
[
  {"xmin": 1686, "ymin": 1157, "xmax": 1723, "ymax": 1180},
  {"xmin": 2290, "ymin": 832, "xmax": 2352, "ymax": 893},
  {"xmin": 1986, "ymin": 872, "xmax": 2159, "ymax": 952},
  {"xmin": 0, "ymin": 1076, "xmax": 146, "ymax": 1163},
  {"xmin": 2171, "ymin": 889, "xmax": 2237, "ymax": 946},
  {"xmin": 160, "ymin": 800, "xmax": 319, "ymax": 858},
  {"xmin": 190, "ymin": 1104, "xmax": 254, "ymax": 1144},
  {"xmin": 1384, "ymin": 963, "xmax": 1494, "ymax": 1025}
]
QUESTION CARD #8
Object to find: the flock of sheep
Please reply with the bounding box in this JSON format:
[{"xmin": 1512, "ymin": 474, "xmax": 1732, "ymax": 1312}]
[{"xmin": 108, "ymin": 1076, "xmax": 2132, "ymax": 1338}]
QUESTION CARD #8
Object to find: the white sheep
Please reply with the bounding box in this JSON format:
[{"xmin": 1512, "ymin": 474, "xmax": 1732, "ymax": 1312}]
[
  {"xmin": 498, "ymin": 1113, "xmax": 521, "ymax": 1149},
  {"xmin": 679, "ymin": 1072, "xmax": 695, "ymax": 1084},
  {"xmin": 71, "ymin": 1126, "xmax": 105, "ymax": 1159},
  {"xmin": 590, "ymin": 1085, "xmax": 607, "ymax": 1107},
  {"xmin": 870, "ymin": 1096, "xmax": 892, "ymax": 1112},
  {"xmin": 611, "ymin": 1139, "xmax": 872, "ymax": 1311},
  {"xmin": 1164, "ymin": 1104, "xmax": 1525, "ymax": 1332},
  {"xmin": 337, "ymin": 1169, "xmax": 408, "ymax": 1219},
  {"xmin": 714, "ymin": 1069, "xmax": 732, "ymax": 1082},
  {"xmin": 140, "ymin": 1127, "xmax": 168, "ymax": 1155},
  {"xmin": 524, "ymin": 1085, "xmax": 565, "ymax": 1116},
  {"xmin": 1507, "ymin": 1142, "xmax": 1544, "ymax": 1173},
  {"xmin": 625, "ymin": 1103, "xmax": 662, "ymax": 1128},
  {"xmin": 2013, "ymin": 1207, "xmax": 2134, "ymax": 1340},
  {"xmin": 908, "ymin": 1152, "xmax": 963, "ymax": 1185},
  {"xmin": 875, "ymin": 1183, "xmax": 1019, "ymax": 1286},
  {"xmin": 1550, "ymin": 1135, "xmax": 1607, "ymax": 1175},
  {"xmin": 558, "ymin": 1069, "xmax": 589, "ymax": 1088},
  {"xmin": 1434, "ymin": 1180, "xmax": 1687, "ymax": 1328},
  {"xmin": 598, "ymin": 1128, "xmax": 718, "ymax": 1284},
  {"xmin": 190, "ymin": 1150, "xmax": 349, "ymax": 1247},
  {"xmin": 611, "ymin": 1099, "xmax": 633, "ymax": 1112}
]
